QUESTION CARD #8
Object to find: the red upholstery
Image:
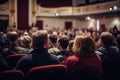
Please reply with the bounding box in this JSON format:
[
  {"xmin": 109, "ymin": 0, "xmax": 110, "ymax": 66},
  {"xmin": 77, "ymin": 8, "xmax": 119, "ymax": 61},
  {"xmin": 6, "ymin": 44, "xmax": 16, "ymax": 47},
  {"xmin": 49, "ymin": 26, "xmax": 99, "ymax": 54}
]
[
  {"xmin": 27, "ymin": 64, "xmax": 66, "ymax": 80},
  {"xmin": 0, "ymin": 70, "xmax": 24, "ymax": 80},
  {"xmin": 6, "ymin": 54, "xmax": 27, "ymax": 69}
]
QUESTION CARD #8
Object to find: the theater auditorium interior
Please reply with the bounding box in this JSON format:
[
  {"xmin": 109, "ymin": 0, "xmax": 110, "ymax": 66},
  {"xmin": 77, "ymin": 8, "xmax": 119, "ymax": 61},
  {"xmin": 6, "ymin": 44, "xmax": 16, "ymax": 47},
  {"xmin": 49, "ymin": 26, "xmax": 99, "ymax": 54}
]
[{"xmin": 0, "ymin": 0, "xmax": 120, "ymax": 80}]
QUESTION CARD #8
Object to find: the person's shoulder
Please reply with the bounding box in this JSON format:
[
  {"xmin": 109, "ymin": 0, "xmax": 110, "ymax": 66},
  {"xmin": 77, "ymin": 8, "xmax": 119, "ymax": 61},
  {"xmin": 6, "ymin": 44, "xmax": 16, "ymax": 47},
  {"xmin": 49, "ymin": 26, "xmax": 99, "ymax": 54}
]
[
  {"xmin": 17, "ymin": 46, "xmax": 26, "ymax": 50},
  {"xmin": 49, "ymin": 53, "xmax": 58, "ymax": 58},
  {"xmin": 16, "ymin": 46, "xmax": 27, "ymax": 53},
  {"xmin": 48, "ymin": 53, "xmax": 60, "ymax": 63},
  {"xmin": 96, "ymin": 47, "xmax": 106, "ymax": 55},
  {"xmin": 3, "ymin": 48, "xmax": 8, "ymax": 52},
  {"xmin": 48, "ymin": 47, "xmax": 60, "ymax": 55},
  {"xmin": 19, "ymin": 54, "xmax": 32, "ymax": 62},
  {"xmin": 66, "ymin": 55, "xmax": 79, "ymax": 61}
]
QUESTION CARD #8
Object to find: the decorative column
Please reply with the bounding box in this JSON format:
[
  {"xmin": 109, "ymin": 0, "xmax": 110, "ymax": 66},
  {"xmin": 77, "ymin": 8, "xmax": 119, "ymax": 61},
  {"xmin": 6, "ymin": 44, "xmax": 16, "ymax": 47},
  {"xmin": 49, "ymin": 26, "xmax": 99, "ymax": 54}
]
[
  {"xmin": 32, "ymin": 0, "xmax": 37, "ymax": 26},
  {"xmin": 9, "ymin": 0, "xmax": 15, "ymax": 28}
]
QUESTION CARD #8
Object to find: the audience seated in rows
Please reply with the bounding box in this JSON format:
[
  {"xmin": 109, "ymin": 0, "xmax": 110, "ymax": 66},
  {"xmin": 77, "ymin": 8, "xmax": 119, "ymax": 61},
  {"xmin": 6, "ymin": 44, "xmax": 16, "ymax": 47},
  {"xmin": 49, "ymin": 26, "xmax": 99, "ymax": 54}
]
[
  {"xmin": 0, "ymin": 26, "xmax": 120, "ymax": 80},
  {"xmin": 14, "ymin": 30, "xmax": 60, "ymax": 75}
]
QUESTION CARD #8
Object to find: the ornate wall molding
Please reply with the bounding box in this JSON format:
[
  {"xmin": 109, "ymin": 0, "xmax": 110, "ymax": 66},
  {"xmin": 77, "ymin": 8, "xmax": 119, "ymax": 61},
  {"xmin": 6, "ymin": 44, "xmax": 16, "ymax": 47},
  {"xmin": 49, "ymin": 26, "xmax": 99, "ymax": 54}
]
[
  {"xmin": 36, "ymin": 0, "xmax": 120, "ymax": 16},
  {"xmin": 0, "ymin": 1, "xmax": 9, "ymax": 13},
  {"xmin": 9, "ymin": 0, "xmax": 15, "ymax": 27}
]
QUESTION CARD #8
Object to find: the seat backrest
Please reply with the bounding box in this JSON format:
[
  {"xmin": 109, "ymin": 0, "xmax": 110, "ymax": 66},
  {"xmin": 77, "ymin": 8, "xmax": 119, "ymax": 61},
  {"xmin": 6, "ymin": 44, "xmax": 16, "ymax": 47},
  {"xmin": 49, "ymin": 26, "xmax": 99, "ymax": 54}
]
[
  {"xmin": 6, "ymin": 54, "xmax": 27, "ymax": 69},
  {"xmin": 27, "ymin": 64, "xmax": 66, "ymax": 80},
  {"xmin": 0, "ymin": 70, "xmax": 24, "ymax": 80}
]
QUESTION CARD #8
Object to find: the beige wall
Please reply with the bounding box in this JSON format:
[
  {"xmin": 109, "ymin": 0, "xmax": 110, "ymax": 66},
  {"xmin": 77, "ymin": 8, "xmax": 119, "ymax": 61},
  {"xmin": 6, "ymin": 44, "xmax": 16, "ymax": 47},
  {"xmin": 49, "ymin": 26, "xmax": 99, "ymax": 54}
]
[
  {"xmin": 37, "ymin": 17, "xmax": 76, "ymax": 30},
  {"xmin": 100, "ymin": 17, "xmax": 120, "ymax": 30},
  {"xmin": 37, "ymin": 17, "xmax": 120, "ymax": 31}
]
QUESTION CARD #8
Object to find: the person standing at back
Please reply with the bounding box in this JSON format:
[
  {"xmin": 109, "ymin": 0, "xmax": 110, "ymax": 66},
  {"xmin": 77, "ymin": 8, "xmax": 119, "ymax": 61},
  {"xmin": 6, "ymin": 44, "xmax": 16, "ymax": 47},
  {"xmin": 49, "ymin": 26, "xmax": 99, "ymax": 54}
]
[{"xmin": 14, "ymin": 30, "xmax": 59, "ymax": 75}]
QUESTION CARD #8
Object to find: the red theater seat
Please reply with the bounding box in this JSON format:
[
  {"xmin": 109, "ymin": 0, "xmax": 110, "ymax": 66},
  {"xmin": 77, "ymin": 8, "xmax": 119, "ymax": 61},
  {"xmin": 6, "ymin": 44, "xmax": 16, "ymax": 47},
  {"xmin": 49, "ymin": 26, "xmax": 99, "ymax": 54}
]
[
  {"xmin": 0, "ymin": 70, "xmax": 24, "ymax": 80},
  {"xmin": 6, "ymin": 54, "xmax": 27, "ymax": 69},
  {"xmin": 27, "ymin": 64, "xmax": 66, "ymax": 80}
]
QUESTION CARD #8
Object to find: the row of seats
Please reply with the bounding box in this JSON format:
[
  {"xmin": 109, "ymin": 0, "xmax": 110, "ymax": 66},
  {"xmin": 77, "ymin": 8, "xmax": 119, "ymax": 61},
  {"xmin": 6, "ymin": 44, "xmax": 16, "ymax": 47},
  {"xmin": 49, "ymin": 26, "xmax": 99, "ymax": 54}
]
[
  {"xmin": 0, "ymin": 64, "xmax": 66, "ymax": 80},
  {"xmin": 5, "ymin": 54, "xmax": 27, "ymax": 69}
]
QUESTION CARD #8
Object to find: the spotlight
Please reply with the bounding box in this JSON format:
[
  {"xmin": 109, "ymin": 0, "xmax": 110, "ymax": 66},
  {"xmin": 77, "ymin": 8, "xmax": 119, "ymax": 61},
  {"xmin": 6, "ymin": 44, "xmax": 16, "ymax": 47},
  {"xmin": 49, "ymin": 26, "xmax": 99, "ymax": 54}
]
[
  {"xmin": 109, "ymin": 6, "xmax": 117, "ymax": 11},
  {"xmin": 86, "ymin": 16, "xmax": 91, "ymax": 20},
  {"xmin": 55, "ymin": 13, "xmax": 60, "ymax": 16},
  {"xmin": 87, "ymin": 16, "xmax": 91, "ymax": 20},
  {"xmin": 109, "ymin": 7, "xmax": 113, "ymax": 11},
  {"xmin": 113, "ymin": 6, "xmax": 117, "ymax": 10}
]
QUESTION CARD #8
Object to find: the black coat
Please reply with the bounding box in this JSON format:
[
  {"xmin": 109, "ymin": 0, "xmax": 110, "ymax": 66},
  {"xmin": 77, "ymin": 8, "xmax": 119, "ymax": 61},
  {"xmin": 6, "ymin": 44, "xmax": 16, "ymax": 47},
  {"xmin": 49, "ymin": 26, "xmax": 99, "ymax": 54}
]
[
  {"xmin": 0, "ymin": 54, "xmax": 8, "ymax": 72},
  {"xmin": 14, "ymin": 48, "xmax": 59, "ymax": 75},
  {"xmin": 96, "ymin": 46, "xmax": 120, "ymax": 80}
]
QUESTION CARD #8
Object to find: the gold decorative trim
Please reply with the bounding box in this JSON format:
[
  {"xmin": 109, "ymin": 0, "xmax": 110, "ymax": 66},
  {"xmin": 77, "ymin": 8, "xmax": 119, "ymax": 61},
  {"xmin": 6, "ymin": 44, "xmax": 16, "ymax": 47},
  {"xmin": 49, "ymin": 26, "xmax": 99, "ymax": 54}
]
[{"xmin": 36, "ymin": 1, "xmax": 120, "ymax": 16}]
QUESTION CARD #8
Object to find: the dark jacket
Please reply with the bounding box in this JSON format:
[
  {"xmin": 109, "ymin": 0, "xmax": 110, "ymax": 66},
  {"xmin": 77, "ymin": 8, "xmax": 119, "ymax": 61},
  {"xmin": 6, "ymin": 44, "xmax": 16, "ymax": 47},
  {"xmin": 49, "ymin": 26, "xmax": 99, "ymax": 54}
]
[
  {"xmin": 3, "ymin": 44, "xmax": 26, "ymax": 58},
  {"xmin": 14, "ymin": 48, "xmax": 59, "ymax": 75},
  {"xmin": 57, "ymin": 50, "xmax": 73, "ymax": 62},
  {"xmin": 0, "ymin": 54, "xmax": 8, "ymax": 72},
  {"xmin": 96, "ymin": 46, "xmax": 120, "ymax": 80}
]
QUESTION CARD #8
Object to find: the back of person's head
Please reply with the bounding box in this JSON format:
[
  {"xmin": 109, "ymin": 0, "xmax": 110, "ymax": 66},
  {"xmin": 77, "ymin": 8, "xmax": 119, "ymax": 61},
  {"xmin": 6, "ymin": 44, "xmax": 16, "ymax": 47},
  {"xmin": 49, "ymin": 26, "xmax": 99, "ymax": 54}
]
[
  {"xmin": 58, "ymin": 35, "xmax": 69, "ymax": 49},
  {"xmin": 68, "ymin": 40, "xmax": 74, "ymax": 53},
  {"xmin": 49, "ymin": 34, "xmax": 57, "ymax": 44},
  {"xmin": 7, "ymin": 31, "xmax": 19, "ymax": 43},
  {"xmin": 32, "ymin": 30, "xmax": 48, "ymax": 49},
  {"xmin": 100, "ymin": 32, "xmax": 115, "ymax": 48},
  {"xmin": 0, "ymin": 32, "xmax": 3, "ymax": 36},
  {"xmin": 113, "ymin": 25, "xmax": 118, "ymax": 31},
  {"xmin": 73, "ymin": 35, "xmax": 96, "ymax": 58},
  {"xmin": 21, "ymin": 35, "xmax": 32, "ymax": 47}
]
